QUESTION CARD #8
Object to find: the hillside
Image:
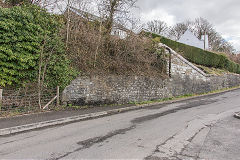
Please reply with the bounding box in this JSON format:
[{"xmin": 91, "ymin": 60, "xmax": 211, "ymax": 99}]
[
  {"xmin": 0, "ymin": 5, "xmax": 168, "ymax": 89},
  {"xmin": 148, "ymin": 33, "xmax": 240, "ymax": 74},
  {"xmin": 65, "ymin": 11, "xmax": 167, "ymax": 78}
]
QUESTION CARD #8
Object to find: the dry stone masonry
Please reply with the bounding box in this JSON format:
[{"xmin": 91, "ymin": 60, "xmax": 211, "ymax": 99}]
[
  {"xmin": 62, "ymin": 76, "xmax": 172, "ymax": 105},
  {"xmin": 62, "ymin": 44, "xmax": 240, "ymax": 105}
]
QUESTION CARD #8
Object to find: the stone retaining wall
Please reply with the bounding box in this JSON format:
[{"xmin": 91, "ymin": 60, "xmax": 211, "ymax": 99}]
[
  {"xmin": 62, "ymin": 74, "xmax": 240, "ymax": 105},
  {"xmin": 62, "ymin": 45, "xmax": 240, "ymax": 105}
]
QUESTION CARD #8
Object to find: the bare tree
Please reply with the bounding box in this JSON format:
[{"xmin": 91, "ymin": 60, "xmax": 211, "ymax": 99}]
[
  {"xmin": 146, "ymin": 20, "xmax": 168, "ymax": 36},
  {"xmin": 97, "ymin": 0, "xmax": 137, "ymax": 36},
  {"xmin": 57, "ymin": 0, "xmax": 92, "ymax": 47},
  {"xmin": 192, "ymin": 18, "xmax": 235, "ymax": 53},
  {"xmin": 166, "ymin": 17, "xmax": 235, "ymax": 53},
  {"xmin": 168, "ymin": 21, "xmax": 192, "ymax": 40},
  {"xmin": 94, "ymin": 0, "xmax": 137, "ymax": 57},
  {"xmin": 192, "ymin": 17, "xmax": 213, "ymax": 39}
]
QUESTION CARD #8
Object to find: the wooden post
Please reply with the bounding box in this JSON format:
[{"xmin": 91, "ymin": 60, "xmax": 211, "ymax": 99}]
[
  {"xmin": 0, "ymin": 89, "xmax": 3, "ymax": 111},
  {"xmin": 56, "ymin": 86, "xmax": 60, "ymax": 107},
  {"xmin": 43, "ymin": 96, "xmax": 57, "ymax": 110}
]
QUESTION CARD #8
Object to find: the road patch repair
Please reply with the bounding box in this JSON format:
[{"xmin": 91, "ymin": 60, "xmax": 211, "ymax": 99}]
[
  {"xmin": 0, "ymin": 87, "xmax": 240, "ymax": 136},
  {"xmin": 145, "ymin": 108, "xmax": 240, "ymax": 160}
]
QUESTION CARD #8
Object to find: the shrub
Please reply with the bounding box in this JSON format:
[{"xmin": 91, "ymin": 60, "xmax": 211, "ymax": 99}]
[
  {"xmin": 0, "ymin": 5, "xmax": 78, "ymax": 89},
  {"xmin": 65, "ymin": 13, "xmax": 167, "ymax": 77}
]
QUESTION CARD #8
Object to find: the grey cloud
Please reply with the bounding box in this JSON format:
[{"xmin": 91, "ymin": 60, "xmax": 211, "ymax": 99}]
[{"xmin": 136, "ymin": 0, "xmax": 240, "ymax": 50}]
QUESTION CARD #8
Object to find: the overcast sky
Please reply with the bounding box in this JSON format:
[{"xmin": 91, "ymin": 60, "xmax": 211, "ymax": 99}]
[{"xmin": 135, "ymin": 0, "xmax": 240, "ymax": 51}]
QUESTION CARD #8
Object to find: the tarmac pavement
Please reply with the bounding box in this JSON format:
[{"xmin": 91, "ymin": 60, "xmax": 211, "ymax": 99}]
[
  {"xmin": 1, "ymin": 88, "xmax": 240, "ymax": 136},
  {"xmin": 198, "ymin": 116, "xmax": 240, "ymax": 160},
  {"xmin": 0, "ymin": 88, "xmax": 240, "ymax": 159}
]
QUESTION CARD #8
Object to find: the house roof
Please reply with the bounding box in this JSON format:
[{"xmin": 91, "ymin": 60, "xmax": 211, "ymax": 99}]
[
  {"xmin": 67, "ymin": 6, "xmax": 101, "ymax": 21},
  {"xmin": 66, "ymin": 6, "xmax": 130, "ymax": 32},
  {"xmin": 178, "ymin": 29, "xmax": 205, "ymax": 49}
]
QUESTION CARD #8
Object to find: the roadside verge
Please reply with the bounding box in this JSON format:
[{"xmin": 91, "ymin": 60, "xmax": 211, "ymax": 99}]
[{"xmin": 1, "ymin": 86, "xmax": 240, "ymax": 136}]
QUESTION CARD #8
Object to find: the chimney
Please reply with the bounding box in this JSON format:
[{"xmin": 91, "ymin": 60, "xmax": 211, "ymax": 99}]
[{"xmin": 201, "ymin": 34, "xmax": 209, "ymax": 50}]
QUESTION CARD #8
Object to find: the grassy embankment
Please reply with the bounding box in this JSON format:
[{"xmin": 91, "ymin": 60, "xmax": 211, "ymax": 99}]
[{"xmin": 149, "ymin": 33, "xmax": 240, "ymax": 75}]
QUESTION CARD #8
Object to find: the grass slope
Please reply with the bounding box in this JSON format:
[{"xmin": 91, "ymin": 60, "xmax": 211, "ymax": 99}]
[{"xmin": 149, "ymin": 33, "xmax": 240, "ymax": 74}]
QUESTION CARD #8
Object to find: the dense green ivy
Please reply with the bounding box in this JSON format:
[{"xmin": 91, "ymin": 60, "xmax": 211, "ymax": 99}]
[
  {"xmin": 150, "ymin": 33, "xmax": 240, "ymax": 74},
  {"xmin": 0, "ymin": 5, "xmax": 78, "ymax": 89}
]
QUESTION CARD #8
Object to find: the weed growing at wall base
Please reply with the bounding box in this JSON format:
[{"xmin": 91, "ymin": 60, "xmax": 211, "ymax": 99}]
[{"xmin": 130, "ymin": 86, "xmax": 240, "ymax": 106}]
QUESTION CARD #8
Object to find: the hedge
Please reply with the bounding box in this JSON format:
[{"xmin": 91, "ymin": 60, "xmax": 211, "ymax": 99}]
[{"xmin": 150, "ymin": 33, "xmax": 240, "ymax": 74}]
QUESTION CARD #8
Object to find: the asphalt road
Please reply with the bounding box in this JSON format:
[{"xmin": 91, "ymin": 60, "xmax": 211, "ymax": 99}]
[{"xmin": 1, "ymin": 89, "xmax": 240, "ymax": 160}]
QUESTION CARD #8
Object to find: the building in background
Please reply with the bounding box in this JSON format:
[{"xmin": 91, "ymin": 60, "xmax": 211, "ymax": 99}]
[
  {"xmin": 178, "ymin": 30, "xmax": 209, "ymax": 50},
  {"xmin": 65, "ymin": 6, "xmax": 128, "ymax": 39}
]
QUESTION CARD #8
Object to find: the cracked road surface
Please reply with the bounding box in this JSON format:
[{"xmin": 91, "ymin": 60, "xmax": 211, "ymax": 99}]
[{"xmin": 1, "ymin": 89, "xmax": 240, "ymax": 160}]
